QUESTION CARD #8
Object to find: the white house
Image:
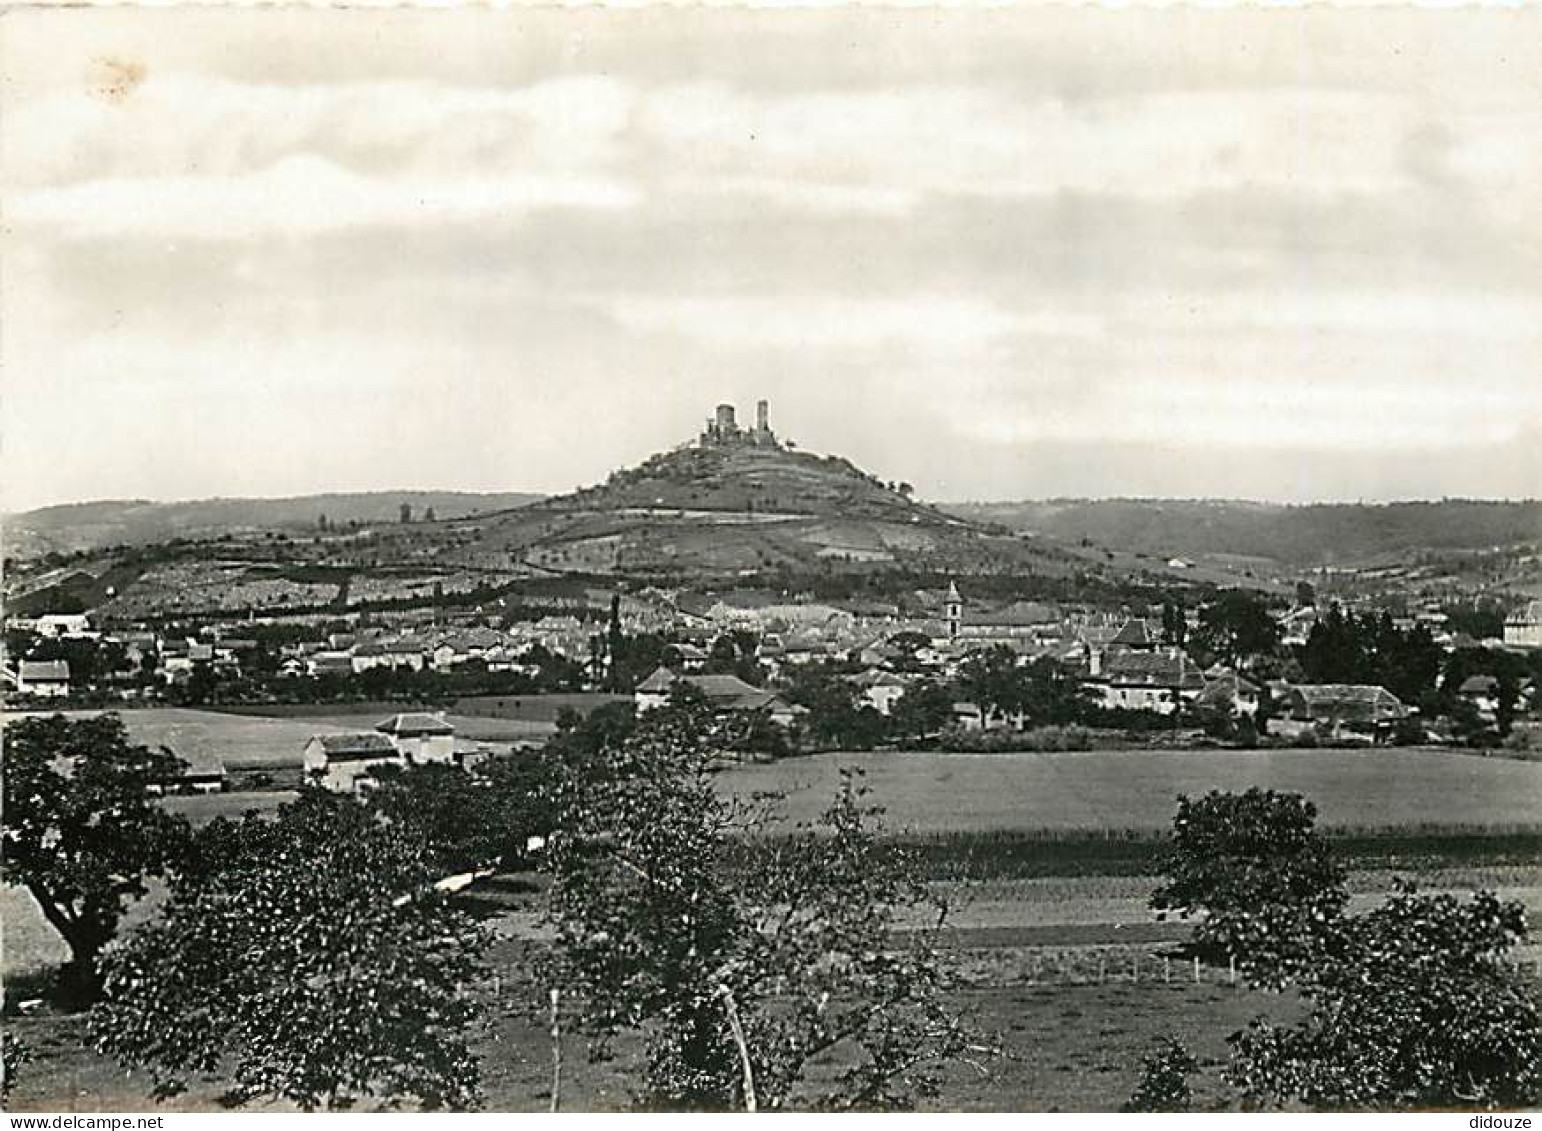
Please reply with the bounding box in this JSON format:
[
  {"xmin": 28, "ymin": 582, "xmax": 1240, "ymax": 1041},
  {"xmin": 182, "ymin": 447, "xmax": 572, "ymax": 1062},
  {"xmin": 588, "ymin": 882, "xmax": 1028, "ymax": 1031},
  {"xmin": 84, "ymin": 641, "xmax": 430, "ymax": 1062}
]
[
  {"xmin": 375, "ymin": 712, "xmax": 457, "ymax": 764},
  {"xmin": 304, "ymin": 714, "xmax": 459, "ymax": 792},
  {"xmin": 850, "ymin": 668, "xmax": 909, "ymax": 716},
  {"xmin": 34, "ymin": 613, "xmax": 93, "ymax": 638},
  {"xmin": 1505, "ymin": 601, "xmax": 1542, "ymax": 649},
  {"xmin": 303, "ymin": 733, "xmax": 405, "ymax": 793},
  {"xmin": 1085, "ymin": 650, "xmax": 1204, "ymax": 715}
]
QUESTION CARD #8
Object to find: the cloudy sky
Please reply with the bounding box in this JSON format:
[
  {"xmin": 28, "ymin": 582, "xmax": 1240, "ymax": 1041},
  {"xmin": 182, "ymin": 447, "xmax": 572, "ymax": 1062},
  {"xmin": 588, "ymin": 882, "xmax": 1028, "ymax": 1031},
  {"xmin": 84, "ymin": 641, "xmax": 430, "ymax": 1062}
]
[{"xmin": 3, "ymin": 7, "xmax": 1539, "ymax": 511}]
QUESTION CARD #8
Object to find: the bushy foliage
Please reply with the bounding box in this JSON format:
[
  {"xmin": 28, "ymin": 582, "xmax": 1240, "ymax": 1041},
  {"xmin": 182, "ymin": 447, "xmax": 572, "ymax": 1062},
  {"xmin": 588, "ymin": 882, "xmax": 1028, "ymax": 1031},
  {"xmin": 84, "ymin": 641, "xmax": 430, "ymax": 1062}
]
[
  {"xmin": 888, "ymin": 680, "xmax": 955, "ymax": 743},
  {"xmin": 365, "ymin": 755, "xmax": 556, "ymax": 875},
  {"xmin": 784, "ymin": 665, "xmax": 887, "ymax": 751},
  {"xmin": 1151, "ymin": 789, "xmax": 1347, "ymax": 987},
  {"xmin": 543, "ymin": 700, "xmax": 982, "ymax": 1110},
  {"xmin": 92, "ymin": 790, "xmax": 487, "ymax": 1110},
  {"xmin": 2, "ymin": 1031, "xmax": 30, "ymax": 1102},
  {"xmin": 1229, "ymin": 883, "xmax": 1542, "ymax": 1110},
  {"xmin": 1298, "ymin": 606, "xmax": 1442, "ymax": 706},
  {"xmin": 2, "ymin": 714, "xmax": 192, "ymax": 1004},
  {"xmin": 1192, "ymin": 591, "xmax": 1279, "ymax": 669},
  {"xmin": 1124, "ymin": 1038, "xmax": 1199, "ymax": 1112},
  {"xmin": 936, "ymin": 725, "xmax": 1093, "ymax": 753}
]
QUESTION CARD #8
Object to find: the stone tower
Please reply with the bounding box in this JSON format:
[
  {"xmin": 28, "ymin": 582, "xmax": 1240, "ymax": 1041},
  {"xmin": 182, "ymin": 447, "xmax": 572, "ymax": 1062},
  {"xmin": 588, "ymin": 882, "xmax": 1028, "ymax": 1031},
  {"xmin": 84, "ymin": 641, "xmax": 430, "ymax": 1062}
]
[{"xmin": 945, "ymin": 580, "xmax": 963, "ymax": 640}]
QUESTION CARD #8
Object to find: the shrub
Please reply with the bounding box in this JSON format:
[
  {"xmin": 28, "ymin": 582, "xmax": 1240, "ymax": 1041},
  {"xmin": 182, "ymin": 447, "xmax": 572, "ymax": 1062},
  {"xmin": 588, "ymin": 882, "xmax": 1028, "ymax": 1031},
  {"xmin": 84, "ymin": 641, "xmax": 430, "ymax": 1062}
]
[
  {"xmin": 2, "ymin": 1032, "xmax": 29, "ymax": 1103},
  {"xmin": 936, "ymin": 725, "xmax": 1092, "ymax": 753},
  {"xmin": 1124, "ymin": 1038, "xmax": 1198, "ymax": 1112}
]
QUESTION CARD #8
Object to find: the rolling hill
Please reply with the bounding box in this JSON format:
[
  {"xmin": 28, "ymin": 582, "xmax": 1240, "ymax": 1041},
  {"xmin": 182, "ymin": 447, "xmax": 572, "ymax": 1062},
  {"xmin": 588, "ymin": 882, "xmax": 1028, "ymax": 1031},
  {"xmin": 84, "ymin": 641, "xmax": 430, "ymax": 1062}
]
[
  {"xmin": 429, "ymin": 441, "xmax": 1091, "ymax": 579},
  {"xmin": 946, "ymin": 498, "xmax": 1542, "ymax": 569},
  {"xmin": 5, "ymin": 490, "xmax": 544, "ymax": 557}
]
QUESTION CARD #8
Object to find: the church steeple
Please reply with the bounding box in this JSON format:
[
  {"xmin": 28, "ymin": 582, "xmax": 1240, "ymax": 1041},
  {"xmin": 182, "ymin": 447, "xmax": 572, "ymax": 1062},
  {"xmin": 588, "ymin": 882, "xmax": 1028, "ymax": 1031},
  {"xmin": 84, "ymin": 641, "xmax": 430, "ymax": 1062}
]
[{"xmin": 945, "ymin": 580, "xmax": 963, "ymax": 640}]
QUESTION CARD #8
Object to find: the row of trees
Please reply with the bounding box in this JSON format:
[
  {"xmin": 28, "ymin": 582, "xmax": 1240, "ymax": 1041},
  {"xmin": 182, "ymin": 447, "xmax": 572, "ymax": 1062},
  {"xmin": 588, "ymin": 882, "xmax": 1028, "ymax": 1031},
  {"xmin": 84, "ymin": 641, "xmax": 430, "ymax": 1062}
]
[{"xmin": 7, "ymin": 710, "xmax": 1540, "ymax": 1111}]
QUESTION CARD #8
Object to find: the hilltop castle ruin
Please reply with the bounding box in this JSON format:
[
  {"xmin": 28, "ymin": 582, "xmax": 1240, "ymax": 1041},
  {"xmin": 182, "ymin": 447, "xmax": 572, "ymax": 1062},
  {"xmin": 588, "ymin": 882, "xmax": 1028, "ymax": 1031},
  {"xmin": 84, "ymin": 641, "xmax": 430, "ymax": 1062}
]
[{"xmin": 699, "ymin": 400, "xmax": 780, "ymax": 449}]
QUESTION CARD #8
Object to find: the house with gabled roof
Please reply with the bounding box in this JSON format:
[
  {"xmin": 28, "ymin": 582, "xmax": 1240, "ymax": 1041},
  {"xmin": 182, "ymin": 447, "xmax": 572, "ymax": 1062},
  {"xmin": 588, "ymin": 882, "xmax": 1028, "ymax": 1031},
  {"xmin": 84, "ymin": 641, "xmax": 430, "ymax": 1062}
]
[
  {"xmin": 1505, "ymin": 600, "xmax": 1542, "ymax": 649},
  {"xmin": 1107, "ymin": 617, "xmax": 1158, "ymax": 651},
  {"xmin": 303, "ymin": 712, "xmax": 460, "ymax": 793},
  {"xmin": 376, "ymin": 712, "xmax": 457, "ymax": 764},
  {"xmin": 1083, "ymin": 649, "xmax": 1203, "ymax": 714},
  {"xmin": 303, "ymin": 732, "xmax": 404, "ymax": 793},
  {"xmin": 16, "ymin": 658, "xmax": 71, "ymax": 698},
  {"xmin": 1283, "ymin": 684, "xmax": 1407, "ymax": 738},
  {"xmin": 1195, "ymin": 670, "xmax": 1261, "ymax": 717},
  {"xmin": 634, "ymin": 667, "xmax": 802, "ymax": 727}
]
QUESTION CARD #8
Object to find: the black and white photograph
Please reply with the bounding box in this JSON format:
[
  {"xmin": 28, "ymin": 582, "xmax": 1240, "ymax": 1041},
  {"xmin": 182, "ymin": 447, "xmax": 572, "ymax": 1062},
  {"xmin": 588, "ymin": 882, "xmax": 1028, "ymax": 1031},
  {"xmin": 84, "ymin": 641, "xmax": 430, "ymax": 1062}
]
[{"xmin": 2, "ymin": 3, "xmax": 1540, "ymax": 1117}]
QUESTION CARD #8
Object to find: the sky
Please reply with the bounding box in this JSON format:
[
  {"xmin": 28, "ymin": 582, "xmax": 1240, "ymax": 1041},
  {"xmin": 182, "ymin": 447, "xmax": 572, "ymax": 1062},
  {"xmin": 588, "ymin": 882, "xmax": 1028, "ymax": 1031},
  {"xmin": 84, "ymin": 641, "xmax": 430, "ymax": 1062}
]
[{"xmin": 3, "ymin": 6, "xmax": 1540, "ymax": 512}]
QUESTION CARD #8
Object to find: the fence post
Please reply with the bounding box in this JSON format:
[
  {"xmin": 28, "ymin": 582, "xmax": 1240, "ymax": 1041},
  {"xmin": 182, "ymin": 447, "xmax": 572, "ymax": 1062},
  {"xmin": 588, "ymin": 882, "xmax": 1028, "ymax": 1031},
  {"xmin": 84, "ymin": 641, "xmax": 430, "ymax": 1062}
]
[
  {"xmin": 719, "ymin": 985, "xmax": 758, "ymax": 1114},
  {"xmin": 549, "ymin": 987, "xmax": 562, "ymax": 1115},
  {"xmin": 1132, "ymin": 953, "xmax": 1140, "ymax": 982},
  {"xmin": 1164, "ymin": 957, "xmax": 1171, "ymax": 983},
  {"xmin": 1193, "ymin": 956, "xmax": 1201, "ymax": 984},
  {"xmin": 1229, "ymin": 956, "xmax": 1237, "ymax": 986}
]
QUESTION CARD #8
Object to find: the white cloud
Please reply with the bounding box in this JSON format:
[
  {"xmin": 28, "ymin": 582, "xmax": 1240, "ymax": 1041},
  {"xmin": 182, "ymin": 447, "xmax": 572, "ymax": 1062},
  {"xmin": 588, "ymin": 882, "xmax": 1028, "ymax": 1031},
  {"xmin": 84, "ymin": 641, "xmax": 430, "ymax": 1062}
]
[
  {"xmin": 958, "ymin": 375, "xmax": 1535, "ymax": 452},
  {"xmin": 604, "ymin": 293, "xmax": 1102, "ymax": 350},
  {"xmin": 8, "ymin": 154, "xmax": 640, "ymax": 240},
  {"xmin": 638, "ymin": 83, "xmax": 1428, "ymax": 202}
]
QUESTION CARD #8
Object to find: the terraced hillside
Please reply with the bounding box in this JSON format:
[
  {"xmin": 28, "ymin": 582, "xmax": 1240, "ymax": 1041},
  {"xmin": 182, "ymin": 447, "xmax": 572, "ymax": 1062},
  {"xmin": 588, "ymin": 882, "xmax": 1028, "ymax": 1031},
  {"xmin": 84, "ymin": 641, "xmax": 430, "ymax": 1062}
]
[{"xmin": 435, "ymin": 441, "xmax": 1090, "ymax": 579}]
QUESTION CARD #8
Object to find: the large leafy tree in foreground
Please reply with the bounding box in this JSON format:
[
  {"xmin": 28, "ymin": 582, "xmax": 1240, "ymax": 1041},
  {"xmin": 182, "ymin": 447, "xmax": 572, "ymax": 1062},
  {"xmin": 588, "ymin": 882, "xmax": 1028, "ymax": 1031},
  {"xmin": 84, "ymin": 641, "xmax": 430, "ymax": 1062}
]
[
  {"xmin": 544, "ymin": 695, "xmax": 981, "ymax": 1110},
  {"xmin": 364, "ymin": 754, "xmax": 557, "ymax": 876},
  {"xmin": 2, "ymin": 713, "xmax": 191, "ymax": 1004},
  {"xmin": 1230, "ymin": 883, "xmax": 1542, "ymax": 1110},
  {"xmin": 1150, "ymin": 789, "xmax": 1347, "ymax": 988},
  {"xmin": 93, "ymin": 790, "xmax": 487, "ymax": 1110}
]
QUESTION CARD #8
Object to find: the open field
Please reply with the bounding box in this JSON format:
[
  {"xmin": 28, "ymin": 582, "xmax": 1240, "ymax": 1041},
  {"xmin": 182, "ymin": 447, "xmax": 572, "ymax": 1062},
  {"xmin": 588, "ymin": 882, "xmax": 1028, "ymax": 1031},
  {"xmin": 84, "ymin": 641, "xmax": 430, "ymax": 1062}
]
[
  {"xmin": 8, "ymin": 708, "xmax": 359, "ymax": 770},
  {"xmin": 2, "ymin": 967, "xmax": 1296, "ymax": 1112},
  {"xmin": 721, "ymin": 749, "xmax": 1542, "ymax": 836}
]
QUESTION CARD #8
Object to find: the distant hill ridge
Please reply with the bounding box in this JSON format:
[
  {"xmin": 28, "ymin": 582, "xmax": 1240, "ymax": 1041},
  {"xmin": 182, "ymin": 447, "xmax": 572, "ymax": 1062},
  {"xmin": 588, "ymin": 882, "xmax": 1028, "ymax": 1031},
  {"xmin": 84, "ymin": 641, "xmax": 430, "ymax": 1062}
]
[
  {"xmin": 6, "ymin": 490, "xmax": 544, "ymax": 556},
  {"xmin": 945, "ymin": 498, "xmax": 1542, "ymax": 567}
]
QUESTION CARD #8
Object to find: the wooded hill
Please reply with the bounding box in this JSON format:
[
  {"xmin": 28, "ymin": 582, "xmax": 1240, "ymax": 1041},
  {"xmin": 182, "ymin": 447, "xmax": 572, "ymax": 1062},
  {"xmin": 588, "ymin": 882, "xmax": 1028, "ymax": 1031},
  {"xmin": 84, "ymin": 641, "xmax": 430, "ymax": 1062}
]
[{"xmin": 945, "ymin": 498, "xmax": 1542, "ymax": 568}]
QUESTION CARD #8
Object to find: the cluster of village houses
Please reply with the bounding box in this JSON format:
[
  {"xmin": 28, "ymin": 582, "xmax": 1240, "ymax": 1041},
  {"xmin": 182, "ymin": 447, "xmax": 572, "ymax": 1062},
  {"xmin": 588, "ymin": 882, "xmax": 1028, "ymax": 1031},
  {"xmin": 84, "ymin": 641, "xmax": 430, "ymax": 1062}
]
[{"xmin": 6, "ymin": 589, "xmax": 1540, "ymax": 795}]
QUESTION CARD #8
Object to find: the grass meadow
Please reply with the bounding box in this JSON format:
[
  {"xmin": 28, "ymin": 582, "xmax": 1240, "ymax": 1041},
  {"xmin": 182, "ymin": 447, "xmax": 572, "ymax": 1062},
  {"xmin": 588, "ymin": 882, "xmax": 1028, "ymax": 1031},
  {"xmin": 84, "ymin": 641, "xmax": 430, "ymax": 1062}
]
[{"xmin": 720, "ymin": 748, "xmax": 1542, "ymax": 836}]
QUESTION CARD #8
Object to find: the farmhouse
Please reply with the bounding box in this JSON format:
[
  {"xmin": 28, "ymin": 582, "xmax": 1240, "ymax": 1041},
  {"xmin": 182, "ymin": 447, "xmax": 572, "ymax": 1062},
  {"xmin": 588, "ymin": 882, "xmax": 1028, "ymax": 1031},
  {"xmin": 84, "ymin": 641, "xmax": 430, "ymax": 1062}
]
[
  {"xmin": 303, "ymin": 732, "xmax": 404, "ymax": 793},
  {"xmin": 1283, "ymin": 684, "xmax": 1408, "ymax": 737},
  {"xmin": 146, "ymin": 756, "xmax": 227, "ymax": 796},
  {"xmin": 304, "ymin": 712, "xmax": 460, "ymax": 792},
  {"xmin": 375, "ymin": 712, "xmax": 457, "ymax": 763},
  {"xmin": 1194, "ymin": 671, "xmax": 1262, "ymax": 717},
  {"xmin": 16, "ymin": 659, "xmax": 71, "ymax": 698},
  {"xmin": 635, "ymin": 666, "xmax": 802, "ymax": 726}
]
